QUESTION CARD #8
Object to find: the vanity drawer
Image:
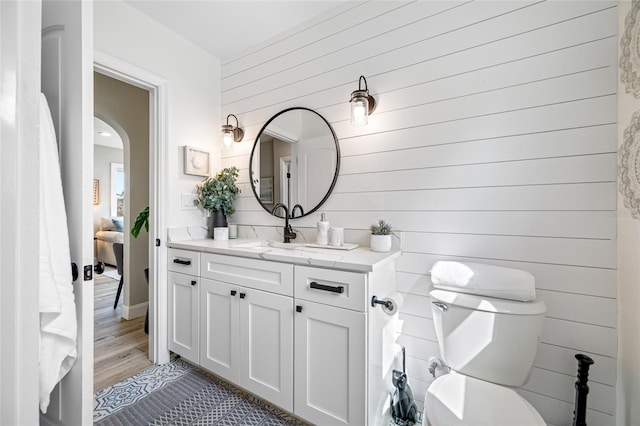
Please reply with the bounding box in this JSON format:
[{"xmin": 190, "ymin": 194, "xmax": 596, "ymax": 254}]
[
  {"xmin": 295, "ymin": 266, "xmax": 367, "ymax": 312},
  {"xmin": 168, "ymin": 248, "xmax": 200, "ymax": 276},
  {"xmin": 200, "ymin": 253, "xmax": 293, "ymax": 296}
]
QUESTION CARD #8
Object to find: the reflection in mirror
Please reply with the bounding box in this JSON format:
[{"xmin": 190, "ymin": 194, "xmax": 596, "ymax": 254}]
[{"xmin": 250, "ymin": 107, "xmax": 339, "ymax": 219}]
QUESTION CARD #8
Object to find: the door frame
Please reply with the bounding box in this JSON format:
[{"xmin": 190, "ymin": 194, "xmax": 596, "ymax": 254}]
[
  {"xmin": 94, "ymin": 50, "xmax": 170, "ymax": 364},
  {"xmin": 0, "ymin": 1, "xmax": 41, "ymax": 424}
]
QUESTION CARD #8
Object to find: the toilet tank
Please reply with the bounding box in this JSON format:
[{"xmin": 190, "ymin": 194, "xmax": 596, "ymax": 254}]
[{"xmin": 430, "ymin": 289, "xmax": 546, "ymax": 387}]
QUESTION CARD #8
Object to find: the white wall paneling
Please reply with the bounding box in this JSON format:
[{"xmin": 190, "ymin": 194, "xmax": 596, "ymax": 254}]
[{"xmin": 221, "ymin": 1, "xmax": 618, "ymax": 424}]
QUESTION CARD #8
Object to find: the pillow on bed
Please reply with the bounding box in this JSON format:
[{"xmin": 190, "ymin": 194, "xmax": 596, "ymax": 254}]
[
  {"xmin": 99, "ymin": 217, "xmax": 116, "ymax": 231},
  {"xmin": 111, "ymin": 217, "xmax": 124, "ymax": 232}
]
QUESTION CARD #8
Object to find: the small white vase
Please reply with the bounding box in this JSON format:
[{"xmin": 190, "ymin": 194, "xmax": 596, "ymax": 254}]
[{"xmin": 370, "ymin": 234, "xmax": 392, "ymax": 252}]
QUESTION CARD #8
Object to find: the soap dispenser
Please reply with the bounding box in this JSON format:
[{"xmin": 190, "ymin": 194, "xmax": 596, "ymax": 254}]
[{"xmin": 316, "ymin": 213, "xmax": 329, "ymax": 245}]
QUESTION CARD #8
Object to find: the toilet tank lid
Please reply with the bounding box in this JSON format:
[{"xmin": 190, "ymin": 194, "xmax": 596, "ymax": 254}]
[
  {"xmin": 430, "ymin": 289, "xmax": 546, "ymax": 315},
  {"xmin": 430, "ymin": 261, "xmax": 536, "ymax": 301}
]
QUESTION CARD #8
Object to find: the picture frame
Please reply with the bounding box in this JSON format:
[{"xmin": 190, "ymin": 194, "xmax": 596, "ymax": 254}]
[
  {"xmin": 184, "ymin": 146, "xmax": 210, "ymax": 177},
  {"xmin": 259, "ymin": 177, "xmax": 273, "ymax": 204}
]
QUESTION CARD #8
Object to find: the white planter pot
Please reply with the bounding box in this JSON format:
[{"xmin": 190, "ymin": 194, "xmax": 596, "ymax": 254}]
[{"xmin": 370, "ymin": 234, "xmax": 392, "ymax": 252}]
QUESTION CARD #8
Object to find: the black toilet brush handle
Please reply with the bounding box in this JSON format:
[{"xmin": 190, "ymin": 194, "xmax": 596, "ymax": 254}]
[{"xmin": 572, "ymin": 353, "xmax": 594, "ymax": 426}]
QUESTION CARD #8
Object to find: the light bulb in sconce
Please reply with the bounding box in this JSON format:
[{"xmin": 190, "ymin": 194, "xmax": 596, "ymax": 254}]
[
  {"xmin": 350, "ymin": 75, "xmax": 376, "ymax": 126},
  {"xmin": 221, "ymin": 113, "xmax": 244, "ymax": 148},
  {"xmin": 222, "ymin": 131, "xmax": 234, "ymax": 148},
  {"xmin": 351, "ymin": 99, "xmax": 368, "ymax": 126}
]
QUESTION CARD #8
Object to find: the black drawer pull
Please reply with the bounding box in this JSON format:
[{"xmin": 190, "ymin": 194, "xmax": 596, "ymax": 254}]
[
  {"xmin": 191, "ymin": 280, "xmax": 197, "ymax": 286},
  {"xmin": 173, "ymin": 258, "xmax": 192, "ymax": 266},
  {"xmin": 231, "ymin": 290, "xmax": 237, "ymax": 296},
  {"xmin": 240, "ymin": 292, "xmax": 246, "ymax": 299},
  {"xmin": 310, "ymin": 281, "xmax": 344, "ymax": 294}
]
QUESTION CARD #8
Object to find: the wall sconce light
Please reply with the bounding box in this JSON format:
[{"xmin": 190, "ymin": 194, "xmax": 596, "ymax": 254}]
[
  {"xmin": 350, "ymin": 75, "xmax": 376, "ymax": 126},
  {"xmin": 222, "ymin": 114, "xmax": 244, "ymax": 148}
]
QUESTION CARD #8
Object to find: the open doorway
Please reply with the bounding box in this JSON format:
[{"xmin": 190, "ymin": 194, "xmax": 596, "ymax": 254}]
[{"xmin": 93, "ymin": 71, "xmax": 151, "ymax": 392}]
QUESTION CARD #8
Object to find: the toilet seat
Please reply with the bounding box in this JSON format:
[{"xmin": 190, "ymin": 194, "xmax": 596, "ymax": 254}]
[{"xmin": 424, "ymin": 373, "xmax": 546, "ymax": 426}]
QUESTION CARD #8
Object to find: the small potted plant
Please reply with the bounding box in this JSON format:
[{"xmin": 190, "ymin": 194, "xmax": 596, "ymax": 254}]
[
  {"xmin": 369, "ymin": 219, "xmax": 393, "ymax": 252},
  {"xmin": 196, "ymin": 166, "xmax": 240, "ymax": 236}
]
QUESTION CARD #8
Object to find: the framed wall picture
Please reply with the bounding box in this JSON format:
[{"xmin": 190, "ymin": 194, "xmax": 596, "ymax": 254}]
[{"xmin": 184, "ymin": 146, "xmax": 210, "ymax": 177}]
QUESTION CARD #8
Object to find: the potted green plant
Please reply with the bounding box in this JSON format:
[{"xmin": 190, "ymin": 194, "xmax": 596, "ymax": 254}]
[
  {"xmin": 369, "ymin": 219, "xmax": 393, "ymax": 252},
  {"xmin": 196, "ymin": 166, "xmax": 240, "ymax": 236},
  {"xmin": 131, "ymin": 206, "xmax": 149, "ymax": 238},
  {"xmin": 131, "ymin": 206, "xmax": 150, "ymax": 334}
]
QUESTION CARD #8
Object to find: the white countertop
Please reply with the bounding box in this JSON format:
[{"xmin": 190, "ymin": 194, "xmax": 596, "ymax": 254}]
[{"xmin": 167, "ymin": 238, "xmax": 401, "ymax": 273}]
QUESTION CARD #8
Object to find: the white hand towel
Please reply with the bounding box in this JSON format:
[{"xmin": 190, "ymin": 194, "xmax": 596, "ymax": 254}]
[
  {"xmin": 38, "ymin": 93, "xmax": 78, "ymax": 413},
  {"xmin": 430, "ymin": 261, "xmax": 536, "ymax": 302}
]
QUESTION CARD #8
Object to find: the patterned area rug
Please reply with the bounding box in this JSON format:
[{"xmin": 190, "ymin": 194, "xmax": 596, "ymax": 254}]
[{"xmin": 94, "ymin": 358, "xmax": 306, "ymax": 425}]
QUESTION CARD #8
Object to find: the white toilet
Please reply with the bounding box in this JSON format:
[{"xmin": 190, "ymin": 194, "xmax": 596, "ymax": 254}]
[{"xmin": 423, "ymin": 262, "xmax": 547, "ymax": 426}]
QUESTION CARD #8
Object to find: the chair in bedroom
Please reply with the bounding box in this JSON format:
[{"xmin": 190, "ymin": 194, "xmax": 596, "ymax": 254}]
[{"xmin": 113, "ymin": 242, "xmax": 124, "ymax": 309}]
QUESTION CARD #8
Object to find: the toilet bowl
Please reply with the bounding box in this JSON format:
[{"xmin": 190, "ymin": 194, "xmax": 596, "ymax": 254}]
[
  {"xmin": 424, "ymin": 372, "xmax": 545, "ymax": 426},
  {"xmin": 424, "ymin": 287, "xmax": 547, "ymax": 426}
]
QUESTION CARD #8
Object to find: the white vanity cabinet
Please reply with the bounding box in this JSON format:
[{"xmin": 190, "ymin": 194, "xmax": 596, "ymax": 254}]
[
  {"xmin": 294, "ymin": 300, "xmax": 366, "ymax": 425},
  {"xmin": 167, "ymin": 241, "xmax": 399, "ymax": 426},
  {"xmin": 199, "ymin": 253, "xmax": 295, "ymax": 411},
  {"xmin": 293, "ymin": 266, "xmax": 368, "ymax": 426},
  {"xmin": 167, "ymin": 249, "xmax": 201, "ymax": 364}
]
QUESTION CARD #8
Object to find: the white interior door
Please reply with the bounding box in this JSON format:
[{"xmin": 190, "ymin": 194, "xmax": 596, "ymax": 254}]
[{"xmin": 41, "ymin": 1, "xmax": 94, "ymax": 424}]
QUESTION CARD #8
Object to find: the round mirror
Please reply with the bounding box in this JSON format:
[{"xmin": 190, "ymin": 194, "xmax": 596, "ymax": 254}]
[{"xmin": 250, "ymin": 107, "xmax": 340, "ymax": 219}]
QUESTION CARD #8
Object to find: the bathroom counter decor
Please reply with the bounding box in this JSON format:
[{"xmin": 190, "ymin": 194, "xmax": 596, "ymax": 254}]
[{"xmin": 369, "ymin": 219, "xmax": 394, "ymax": 253}]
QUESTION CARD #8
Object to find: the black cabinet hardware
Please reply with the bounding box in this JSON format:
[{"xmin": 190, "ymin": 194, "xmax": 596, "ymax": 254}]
[
  {"xmin": 310, "ymin": 281, "xmax": 344, "ymax": 294},
  {"xmin": 191, "ymin": 280, "xmax": 197, "ymax": 286},
  {"xmin": 173, "ymin": 259, "xmax": 191, "ymax": 265},
  {"xmin": 240, "ymin": 292, "xmax": 246, "ymax": 299},
  {"xmin": 296, "ymin": 305, "xmax": 303, "ymax": 313},
  {"xmin": 231, "ymin": 290, "xmax": 237, "ymax": 296}
]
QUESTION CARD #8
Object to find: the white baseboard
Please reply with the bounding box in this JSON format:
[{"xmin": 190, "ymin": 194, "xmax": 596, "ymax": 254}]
[{"xmin": 122, "ymin": 301, "xmax": 148, "ymax": 320}]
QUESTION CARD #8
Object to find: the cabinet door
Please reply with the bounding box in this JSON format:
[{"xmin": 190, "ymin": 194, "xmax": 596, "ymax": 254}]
[
  {"xmin": 294, "ymin": 301, "xmax": 366, "ymax": 426},
  {"xmin": 168, "ymin": 272, "xmax": 199, "ymax": 364},
  {"xmin": 200, "ymin": 278, "xmax": 239, "ymax": 383},
  {"xmin": 239, "ymin": 289, "xmax": 294, "ymax": 411}
]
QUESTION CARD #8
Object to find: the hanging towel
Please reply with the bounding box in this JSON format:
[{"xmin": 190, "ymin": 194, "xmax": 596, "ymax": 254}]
[
  {"xmin": 38, "ymin": 93, "xmax": 78, "ymax": 413},
  {"xmin": 430, "ymin": 260, "xmax": 536, "ymax": 302}
]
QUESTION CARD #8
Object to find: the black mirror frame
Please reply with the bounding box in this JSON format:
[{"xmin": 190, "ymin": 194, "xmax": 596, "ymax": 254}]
[{"xmin": 249, "ymin": 107, "xmax": 340, "ymax": 219}]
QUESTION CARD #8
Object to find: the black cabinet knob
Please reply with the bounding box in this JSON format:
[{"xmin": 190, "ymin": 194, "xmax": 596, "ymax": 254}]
[
  {"xmin": 231, "ymin": 290, "xmax": 237, "ymax": 296},
  {"xmin": 296, "ymin": 305, "xmax": 303, "ymax": 313},
  {"xmin": 191, "ymin": 280, "xmax": 197, "ymax": 286},
  {"xmin": 240, "ymin": 293, "xmax": 246, "ymax": 299}
]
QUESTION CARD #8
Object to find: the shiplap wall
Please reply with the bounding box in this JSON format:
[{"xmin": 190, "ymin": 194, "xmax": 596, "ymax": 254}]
[{"xmin": 221, "ymin": 2, "xmax": 618, "ymax": 425}]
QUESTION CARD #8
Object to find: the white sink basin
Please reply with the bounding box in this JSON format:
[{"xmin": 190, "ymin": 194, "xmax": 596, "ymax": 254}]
[{"xmin": 232, "ymin": 241, "xmax": 305, "ymax": 250}]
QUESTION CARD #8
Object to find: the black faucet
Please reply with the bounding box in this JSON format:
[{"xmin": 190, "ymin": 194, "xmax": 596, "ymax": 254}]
[
  {"xmin": 290, "ymin": 204, "xmax": 304, "ymax": 218},
  {"xmin": 271, "ymin": 203, "xmax": 297, "ymax": 243}
]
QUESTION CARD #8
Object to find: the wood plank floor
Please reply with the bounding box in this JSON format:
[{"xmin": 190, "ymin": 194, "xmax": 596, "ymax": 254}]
[{"xmin": 94, "ymin": 269, "xmax": 152, "ymax": 392}]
